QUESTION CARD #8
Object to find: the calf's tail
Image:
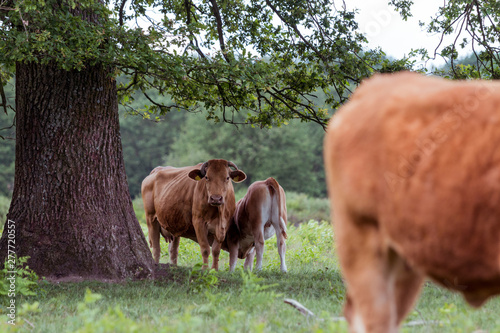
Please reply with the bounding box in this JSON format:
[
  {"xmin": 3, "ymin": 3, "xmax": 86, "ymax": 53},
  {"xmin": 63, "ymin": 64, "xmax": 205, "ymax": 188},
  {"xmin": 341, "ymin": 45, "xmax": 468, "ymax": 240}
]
[{"xmin": 266, "ymin": 177, "xmax": 287, "ymax": 239}]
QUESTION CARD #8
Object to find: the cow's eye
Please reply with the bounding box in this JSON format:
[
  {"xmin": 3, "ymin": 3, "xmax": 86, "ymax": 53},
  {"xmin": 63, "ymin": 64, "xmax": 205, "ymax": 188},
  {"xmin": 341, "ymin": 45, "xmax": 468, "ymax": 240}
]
[
  {"xmin": 226, "ymin": 177, "xmax": 230, "ymax": 181},
  {"xmin": 205, "ymin": 176, "xmax": 209, "ymax": 181}
]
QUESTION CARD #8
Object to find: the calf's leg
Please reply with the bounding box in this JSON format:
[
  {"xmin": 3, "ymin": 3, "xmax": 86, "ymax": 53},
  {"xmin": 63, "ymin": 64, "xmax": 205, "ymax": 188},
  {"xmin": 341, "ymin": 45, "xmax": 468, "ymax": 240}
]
[
  {"xmin": 274, "ymin": 217, "xmax": 287, "ymax": 273},
  {"xmin": 254, "ymin": 232, "xmax": 265, "ymax": 271},
  {"xmin": 252, "ymin": 211, "xmax": 266, "ymax": 271},
  {"xmin": 244, "ymin": 248, "xmax": 255, "ymax": 271},
  {"xmin": 228, "ymin": 238, "xmax": 239, "ymax": 272}
]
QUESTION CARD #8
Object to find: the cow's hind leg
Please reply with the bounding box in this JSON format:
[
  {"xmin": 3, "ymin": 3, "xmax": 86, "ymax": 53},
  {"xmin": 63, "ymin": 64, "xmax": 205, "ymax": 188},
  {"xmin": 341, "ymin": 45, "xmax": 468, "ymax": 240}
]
[
  {"xmin": 168, "ymin": 236, "xmax": 180, "ymax": 265},
  {"xmin": 337, "ymin": 209, "xmax": 404, "ymax": 333},
  {"xmin": 146, "ymin": 215, "xmax": 161, "ymax": 264}
]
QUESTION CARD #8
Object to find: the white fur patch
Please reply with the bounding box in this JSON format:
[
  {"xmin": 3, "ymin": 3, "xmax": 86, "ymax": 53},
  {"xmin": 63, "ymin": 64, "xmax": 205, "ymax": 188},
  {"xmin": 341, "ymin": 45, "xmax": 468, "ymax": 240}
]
[{"xmin": 352, "ymin": 314, "xmax": 367, "ymax": 333}]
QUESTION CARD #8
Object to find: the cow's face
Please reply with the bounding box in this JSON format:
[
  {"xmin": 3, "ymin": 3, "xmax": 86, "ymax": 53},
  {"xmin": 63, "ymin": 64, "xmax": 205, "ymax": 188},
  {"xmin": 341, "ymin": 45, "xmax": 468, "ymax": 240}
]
[
  {"xmin": 189, "ymin": 160, "xmax": 246, "ymax": 242},
  {"xmin": 189, "ymin": 160, "xmax": 246, "ymax": 207}
]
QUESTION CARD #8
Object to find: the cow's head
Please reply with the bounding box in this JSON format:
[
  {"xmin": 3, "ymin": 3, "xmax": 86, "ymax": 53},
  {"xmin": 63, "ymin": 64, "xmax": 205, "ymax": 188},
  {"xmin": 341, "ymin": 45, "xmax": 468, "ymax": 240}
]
[
  {"xmin": 238, "ymin": 245, "xmax": 254, "ymax": 260},
  {"xmin": 188, "ymin": 159, "xmax": 246, "ymax": 241},
  {"xmin": 189, "ymin": 159, "xmax": 246, "ymax": 206}
]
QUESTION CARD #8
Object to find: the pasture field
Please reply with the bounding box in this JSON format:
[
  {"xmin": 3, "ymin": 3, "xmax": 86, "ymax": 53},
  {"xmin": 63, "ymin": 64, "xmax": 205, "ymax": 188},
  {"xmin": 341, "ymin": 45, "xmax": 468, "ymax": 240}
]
[{"xmin": 1, "ymin": 201, "xmax": 500, "ymax": 332}]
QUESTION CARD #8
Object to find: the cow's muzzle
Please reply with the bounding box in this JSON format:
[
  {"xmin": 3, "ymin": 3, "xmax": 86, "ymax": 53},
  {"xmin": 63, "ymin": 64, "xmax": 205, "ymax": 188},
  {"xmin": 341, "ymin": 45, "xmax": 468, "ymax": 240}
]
[{"xmin": 209, "ymin": 195, "xmax": 224, "ymax": 206}]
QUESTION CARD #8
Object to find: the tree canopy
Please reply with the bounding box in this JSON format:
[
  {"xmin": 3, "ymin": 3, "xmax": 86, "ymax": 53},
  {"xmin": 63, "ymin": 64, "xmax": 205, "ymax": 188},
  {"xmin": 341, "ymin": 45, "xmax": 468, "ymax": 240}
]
[
  {"xmin": 0, "ymin": 0, "xmax": 409, "ymax": 129},
  {"xmin": 392, "ymin": 0, "xmax": 500, "ymax": 79},
  {"xmin": 2, "ymin": 1, "xmax": 499, "ymax": 126}
]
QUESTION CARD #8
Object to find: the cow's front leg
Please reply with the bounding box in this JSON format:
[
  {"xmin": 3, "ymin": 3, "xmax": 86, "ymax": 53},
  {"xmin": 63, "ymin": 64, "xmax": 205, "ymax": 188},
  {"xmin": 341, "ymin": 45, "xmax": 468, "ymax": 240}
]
[
  {"xmin": 168, "ymin": 236, "xmax": 180, "ymax": 265},
  {"xmin": 337, "ymin": 208, "xmax": 402, "ymax": 333},
  {"xmin": 211, "ymin": 239, "xmax": 221, "ymax": 270},
  {"xmin": 193, "ymin": 218, "xmax": 210, "ymax": 269}
]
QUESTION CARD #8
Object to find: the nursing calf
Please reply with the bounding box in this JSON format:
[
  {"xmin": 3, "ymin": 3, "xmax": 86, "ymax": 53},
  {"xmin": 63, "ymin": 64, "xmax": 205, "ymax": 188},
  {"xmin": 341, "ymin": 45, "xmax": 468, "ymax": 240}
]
[
  {"xmin": 324, "ymin": 72, "xmax": 500, "ymax": 332},
  {"xmin": 226, "ymin": 177, "xmax": 288, "ymax": 272}
]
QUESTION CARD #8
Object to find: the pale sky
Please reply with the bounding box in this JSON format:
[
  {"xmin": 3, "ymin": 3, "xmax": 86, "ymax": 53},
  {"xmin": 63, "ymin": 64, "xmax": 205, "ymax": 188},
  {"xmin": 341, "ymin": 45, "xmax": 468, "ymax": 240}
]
[
  {"xmin": 345, "ymin": 0, "xmax": 453, "ymax": 69},
  {"xmin": 138, "ymin": 0, "xmax": 465, "ymax": 69}
]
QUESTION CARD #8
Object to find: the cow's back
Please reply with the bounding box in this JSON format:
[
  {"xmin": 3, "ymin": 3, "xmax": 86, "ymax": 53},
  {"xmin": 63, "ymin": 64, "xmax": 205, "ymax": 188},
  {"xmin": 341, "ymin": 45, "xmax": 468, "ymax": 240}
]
[
  {"xmin": 234, "ymin": 178, "xmax": 286, "ymax": 244},
  {"xmin": 325, "ymin": 72, "xmax": 500, "ymax": 297},
  {"xmin": 142, "ymin": 164, "xmax": 202, "ymax": 236}
]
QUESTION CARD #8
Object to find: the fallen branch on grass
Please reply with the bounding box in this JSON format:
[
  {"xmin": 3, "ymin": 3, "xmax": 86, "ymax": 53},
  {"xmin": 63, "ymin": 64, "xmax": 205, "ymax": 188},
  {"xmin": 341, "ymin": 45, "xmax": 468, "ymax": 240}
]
[{"xmin": 283, "ymin": 298, "xmax": 316, "ymax": 317}]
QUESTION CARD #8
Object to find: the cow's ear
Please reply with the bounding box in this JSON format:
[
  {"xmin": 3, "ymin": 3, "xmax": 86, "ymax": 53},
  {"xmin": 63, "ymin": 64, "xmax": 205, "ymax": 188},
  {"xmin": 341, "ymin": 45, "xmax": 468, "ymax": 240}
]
[
  {"xmin": 188, "ymin": 169, "xmax": 204, "ymax": 181},
  {"xmin": 230, "ymin": 170, "xmax": 246, "ymax": 183}
]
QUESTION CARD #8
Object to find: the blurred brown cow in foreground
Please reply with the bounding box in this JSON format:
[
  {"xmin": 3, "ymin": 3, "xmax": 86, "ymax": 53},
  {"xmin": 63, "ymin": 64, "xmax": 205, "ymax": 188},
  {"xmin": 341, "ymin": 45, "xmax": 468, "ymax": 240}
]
[
  {"xmin": 324, "ymin": 72, "xmax": 500, "ymax": 333},
  {"xmin": 141, "ymin": 159, "xmax": 246, "ymax": 269},
  {"xmin": 225, "ymin": 177, "xmax": 288, "ymax": 272}
]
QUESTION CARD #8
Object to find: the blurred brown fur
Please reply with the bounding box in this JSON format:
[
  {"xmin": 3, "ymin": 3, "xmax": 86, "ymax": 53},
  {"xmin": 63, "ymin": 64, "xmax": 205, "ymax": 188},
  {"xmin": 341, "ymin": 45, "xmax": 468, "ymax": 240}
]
[{"xmin": 324, "ymin": 72, "xmax": 500, "ymax": 333}]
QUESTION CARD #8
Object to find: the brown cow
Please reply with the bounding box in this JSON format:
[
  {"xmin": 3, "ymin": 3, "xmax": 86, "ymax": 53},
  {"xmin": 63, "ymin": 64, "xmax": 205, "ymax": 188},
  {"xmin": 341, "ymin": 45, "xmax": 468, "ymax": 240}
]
[
  {"xmin": 324, "ymin": 72, "xmax": 500, "ymax": 332},
  {"xmin": 226, "ymin": 177, "xmax": 288, "ymax": 272},
  {"xmin": 141, "ymin": 159, "xmax": 246, "ymax": 269}
]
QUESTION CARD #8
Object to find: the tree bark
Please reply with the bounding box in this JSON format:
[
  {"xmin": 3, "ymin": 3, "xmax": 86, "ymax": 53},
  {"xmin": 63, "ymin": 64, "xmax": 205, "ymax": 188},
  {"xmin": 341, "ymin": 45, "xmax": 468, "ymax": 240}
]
[{"xmin": 0, "ymin": 62, "xmax": 155, "ymax": 280}]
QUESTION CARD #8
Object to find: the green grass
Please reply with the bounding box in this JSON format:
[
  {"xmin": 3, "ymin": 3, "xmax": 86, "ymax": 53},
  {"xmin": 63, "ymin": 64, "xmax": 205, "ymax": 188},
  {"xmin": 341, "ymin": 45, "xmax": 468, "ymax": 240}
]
[{"xmin": 1, "ymin": 203, "xmax": 500, "ymax": 332}]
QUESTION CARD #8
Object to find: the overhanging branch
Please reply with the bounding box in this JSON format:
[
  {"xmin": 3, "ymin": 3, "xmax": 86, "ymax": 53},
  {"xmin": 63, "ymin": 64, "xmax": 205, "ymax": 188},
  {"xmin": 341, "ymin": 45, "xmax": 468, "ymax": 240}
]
[{"xmin": 208, "ymin": 0, "xmax": 230, "ymax": 63}]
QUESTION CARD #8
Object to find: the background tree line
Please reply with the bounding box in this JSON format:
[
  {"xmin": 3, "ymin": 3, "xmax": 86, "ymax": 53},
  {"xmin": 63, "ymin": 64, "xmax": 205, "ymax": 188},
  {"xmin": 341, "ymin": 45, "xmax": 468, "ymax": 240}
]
[{"xmin": 0, "ymin": 82, "xmax": 327, "ymax": 205}]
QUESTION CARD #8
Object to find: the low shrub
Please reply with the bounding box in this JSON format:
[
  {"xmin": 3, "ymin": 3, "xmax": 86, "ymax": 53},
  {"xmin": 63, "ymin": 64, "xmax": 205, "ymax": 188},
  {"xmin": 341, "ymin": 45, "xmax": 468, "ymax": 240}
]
[
  {"xmin": 0, "ymin": 195, "xmax": 11, "ymax": 228},
  {"xmin": 132, "ymin": 197, "xmax": 145, "ymax": 225},
  {"xmin": 285, "ymin": 192, "xmax": 330, "ymax": 225},
  {"xmin": 0, "ymin": 256, "xmax": 40, "ymax": 298}
]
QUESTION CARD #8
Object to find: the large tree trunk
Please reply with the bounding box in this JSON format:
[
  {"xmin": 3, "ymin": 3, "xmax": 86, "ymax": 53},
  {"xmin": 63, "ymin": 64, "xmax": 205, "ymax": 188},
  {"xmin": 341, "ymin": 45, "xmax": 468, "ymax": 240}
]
[{"xmin": 0, "ymin": 62, "xmax": 155, "ymax": 280}]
